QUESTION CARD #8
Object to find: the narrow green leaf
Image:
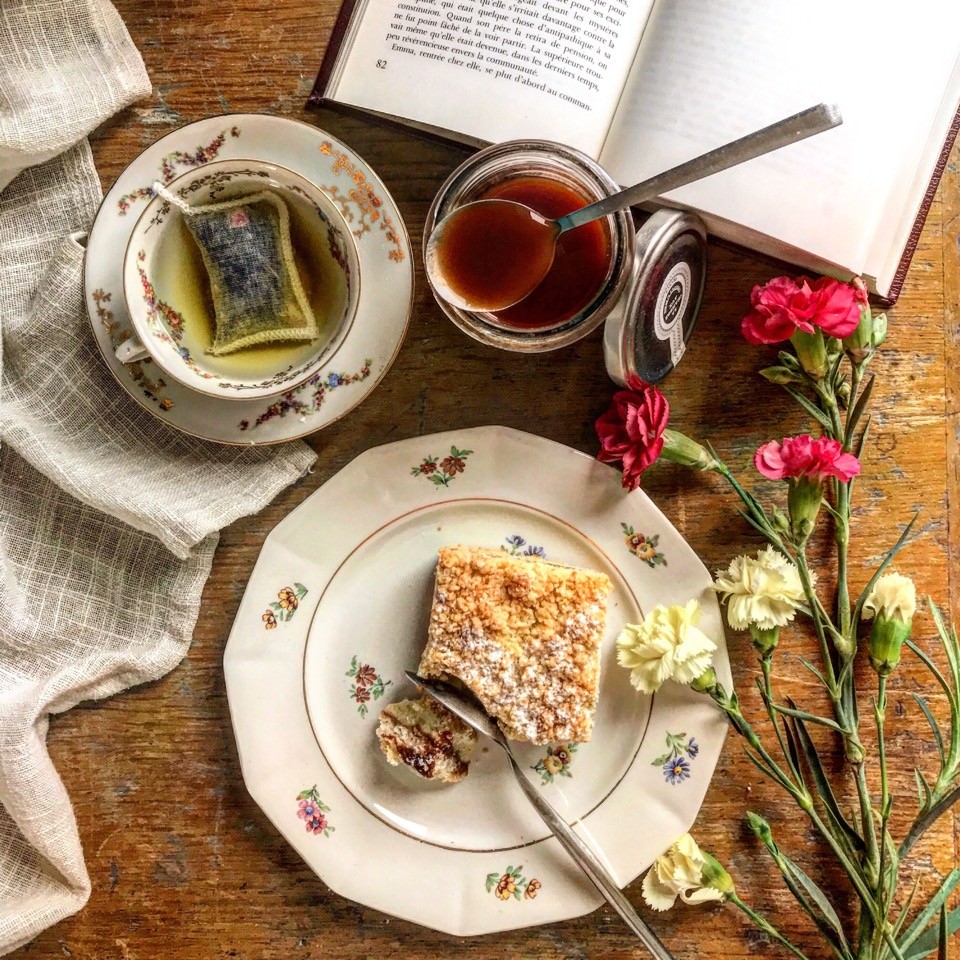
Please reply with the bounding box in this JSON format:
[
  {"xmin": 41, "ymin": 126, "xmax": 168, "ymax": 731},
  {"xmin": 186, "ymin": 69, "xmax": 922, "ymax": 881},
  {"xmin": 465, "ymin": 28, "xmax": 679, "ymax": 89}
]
[
  {"xmin": 929, "ymin": 600, "xmax": 960, "ymax": 692},
  {"xmin": 893, "ymin": 880, "xmax": 921, "ymax": 940},
  {"xmin": 899, "ymin": 869, "xmax": 960, "ymax": 950},
  {"xmin": 845, "ymin": 374, "xmax": 875, "ymax": 444},
  {"xmin": 906, "ymin": 639, "xmax": 955, "ymax": 705},
  {"xmin": 937, "ymin": 907, "xmax": 948, "ymax": 960},
  {"xmin": 911, "ymin": 694, "xmax": 946, "ymax": 766},
  {"xmin": 783, "ymin": 385, "xmax": 834, "ymax": 428},
  {"xmin": 854, "ymin": 415, "xmax": 872, "ymax": 459},
  {"xmin": 787, "ymin": 709, "xmax": 864, "ymax": 853},
  {"xmin": 914, "ymin": 769, "xmax": 932, "ymax": 808},
  {"xmin": 797, "ymin": 656, "xmax": 828, "ymax": 687},
  {"xmin": 778, "ymin": 853, "xmax": 851, "ymax": 954},
  {"xmin": 781, "ymin": 714, "xmax": 806, "ymax": 788},
  {"xmin": 903, "ymin": 905, "xmax": 960, "ymax": 960}
]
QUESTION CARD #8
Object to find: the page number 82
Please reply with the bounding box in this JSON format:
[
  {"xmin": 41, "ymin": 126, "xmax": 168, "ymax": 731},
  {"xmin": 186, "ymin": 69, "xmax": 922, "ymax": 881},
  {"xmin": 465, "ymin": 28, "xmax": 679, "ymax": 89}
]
[{"xmin": 376, "ymin": 59, "xmax": 387, "ymax": 69}]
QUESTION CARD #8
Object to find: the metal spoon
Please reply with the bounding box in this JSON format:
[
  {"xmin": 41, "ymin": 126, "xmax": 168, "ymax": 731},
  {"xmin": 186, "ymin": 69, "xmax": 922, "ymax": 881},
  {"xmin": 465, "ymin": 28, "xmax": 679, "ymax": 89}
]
[
  {"xmin": 425, "ymin": 102, "xmax": 842, "ymax": 313},
  {"xmin": 406, "ymin": 671, "xmax": 675, "ymax": 958}
]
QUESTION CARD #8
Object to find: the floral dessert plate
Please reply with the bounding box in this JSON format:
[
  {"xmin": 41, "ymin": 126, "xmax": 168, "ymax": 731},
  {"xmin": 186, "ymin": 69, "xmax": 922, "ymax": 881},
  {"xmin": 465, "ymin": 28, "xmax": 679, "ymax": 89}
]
[
  {"xmin": 223, "ymin": 426, "xmax": 732, "ymax": 934},
  {"xmin": 84, "ymin": 114, "xmax": 412, "ymax": 444}
]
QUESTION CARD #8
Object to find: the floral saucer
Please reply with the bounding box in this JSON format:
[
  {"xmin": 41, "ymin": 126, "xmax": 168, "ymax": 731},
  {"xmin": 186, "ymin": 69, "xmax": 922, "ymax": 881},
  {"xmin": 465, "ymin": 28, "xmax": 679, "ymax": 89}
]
[
  {"xmin": 84, "ymin": 115, "xmax": 413, "ymax": 444},
  {"xmin": 223, "ymin": 426, "xmax": 732, "ymax": 934}
]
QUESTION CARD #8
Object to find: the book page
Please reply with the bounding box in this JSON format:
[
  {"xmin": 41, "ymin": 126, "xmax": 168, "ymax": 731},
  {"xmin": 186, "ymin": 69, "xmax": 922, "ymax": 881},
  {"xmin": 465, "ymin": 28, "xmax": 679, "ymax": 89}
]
[
  {"xmin": 600, "ymin": 0, "xmax": 960, "ymax": 278},
  {"xmin": 327, "ymin": 0, "xmax": 656, "ymax": 158}
]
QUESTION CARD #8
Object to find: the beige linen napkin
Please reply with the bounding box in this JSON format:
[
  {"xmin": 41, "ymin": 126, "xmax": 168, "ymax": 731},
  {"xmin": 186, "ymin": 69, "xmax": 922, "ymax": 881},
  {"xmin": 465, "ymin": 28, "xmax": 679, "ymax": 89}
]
[{"xmin": 0, "ymin": 2, "xmax": 317, "ymax": 952}]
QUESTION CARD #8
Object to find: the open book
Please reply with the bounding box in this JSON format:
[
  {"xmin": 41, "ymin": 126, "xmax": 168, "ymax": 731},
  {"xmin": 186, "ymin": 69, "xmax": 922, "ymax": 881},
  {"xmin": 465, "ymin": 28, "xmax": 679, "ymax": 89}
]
[{"xmin": 311, "ymin": 0, "xmax": 960, "ymax": 301}]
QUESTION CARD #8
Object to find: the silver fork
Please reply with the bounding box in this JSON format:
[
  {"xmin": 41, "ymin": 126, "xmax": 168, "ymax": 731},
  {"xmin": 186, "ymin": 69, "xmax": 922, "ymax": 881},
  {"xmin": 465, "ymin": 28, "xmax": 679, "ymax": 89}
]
[{"xmin": 406, "ymin": 671, "xmax": 675, "ymax": 958}]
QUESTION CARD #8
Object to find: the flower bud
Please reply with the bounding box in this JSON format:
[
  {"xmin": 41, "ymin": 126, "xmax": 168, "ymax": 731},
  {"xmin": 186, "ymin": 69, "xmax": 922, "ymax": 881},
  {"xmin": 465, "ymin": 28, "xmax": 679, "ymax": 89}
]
[
  {"xmin": 863, "ymin": 573, "xmax": 916, "ymax": 675},
  {"xmin": 700, "ymin": 852, "xmax": 736, "ymax": 897},
  {"xmin": 770, "ymin": 507, "xmax": 791, "ymax": 535},
  {"xmin": 843, "ymin": 279, "xmax": 885, "ymax": 362},
  {"xmin": 791, "ymin": 329, "xmax": 828, "ymax": 380},
  {"xmin": 661, "ymin": 429, "xmax": 719, "ymax": 472},
  {"xmin": 745, "ymin": 811, "xmax": 773, "ymax": 845},
  {"xmin": 690, "ymin": 666, "xmax": 718, "ymax": 695},
  {"xmin": 760, "ymin": 365, "xmax": 801, "ymax": 386},
  {"xmin": 749, "ymin": 624, "xmax": 780, "ymax": 658},
  {"xmin": 868, "ymin": 618, "xmax": 911, "ymax": 676},
  {"xmin": 837, "ymin": 380, "xmax": 851, "ymax": 407},
  {"xmin": 787, "ymin": 477, "xmax": 823, "ymax": 543}
]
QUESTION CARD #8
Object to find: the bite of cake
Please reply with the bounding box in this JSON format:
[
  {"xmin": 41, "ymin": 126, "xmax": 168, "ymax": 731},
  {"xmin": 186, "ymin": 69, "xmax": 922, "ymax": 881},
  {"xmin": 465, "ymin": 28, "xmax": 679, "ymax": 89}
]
[
  {"xmin": 376, "ymin": 695, "xmax": 478, "ymax": 783},
  {"xmin": 417, "ymin": 545, "xmax": 612, "ymax": 746}
]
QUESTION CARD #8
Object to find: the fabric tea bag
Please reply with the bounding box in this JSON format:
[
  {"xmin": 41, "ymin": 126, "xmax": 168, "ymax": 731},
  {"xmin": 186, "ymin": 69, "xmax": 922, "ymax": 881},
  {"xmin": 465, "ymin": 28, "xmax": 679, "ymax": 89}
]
[{"xmin": 169, "ymin": 187, "xmax": 319, "ymax": 356}]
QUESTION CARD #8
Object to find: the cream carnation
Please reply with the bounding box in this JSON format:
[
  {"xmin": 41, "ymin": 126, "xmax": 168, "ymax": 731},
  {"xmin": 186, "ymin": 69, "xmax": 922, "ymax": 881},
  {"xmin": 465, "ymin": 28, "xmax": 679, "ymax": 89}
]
[
  {"xmin": 642, "ymin": 833, "xmax": 724, "ymax": 911},
  {"xmin": 863, "ymin": 572, "xmax": 916, "ymax": 624},
  {"xmin": 713, "ymin": 546, "xmax": 808, "ymax": 631},
  {"xmin": 616, "ymin": 599, "xmax": 717, "ymax": 694}
]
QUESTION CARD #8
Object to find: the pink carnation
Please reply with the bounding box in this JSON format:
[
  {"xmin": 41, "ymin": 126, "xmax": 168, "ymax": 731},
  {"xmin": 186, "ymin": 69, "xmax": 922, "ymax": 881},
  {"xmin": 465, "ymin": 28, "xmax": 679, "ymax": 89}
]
[
  {"xmin": 742, "ymin": 276, "xmax": 863, "ymax": 345},
  {"xmin": 755, "ymin": 435, "xmax": 861, "ymax": 483},
  {"xmin": 596, "ymin": 377, "xmax": 669, "ymax": 491}
]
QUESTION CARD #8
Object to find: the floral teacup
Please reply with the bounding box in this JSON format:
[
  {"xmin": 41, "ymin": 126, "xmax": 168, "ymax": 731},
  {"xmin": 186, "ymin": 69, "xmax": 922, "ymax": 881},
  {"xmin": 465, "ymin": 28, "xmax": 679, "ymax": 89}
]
[{"xmin": 119, "ymin": 159, "xmax": 361, "ymax": 401}]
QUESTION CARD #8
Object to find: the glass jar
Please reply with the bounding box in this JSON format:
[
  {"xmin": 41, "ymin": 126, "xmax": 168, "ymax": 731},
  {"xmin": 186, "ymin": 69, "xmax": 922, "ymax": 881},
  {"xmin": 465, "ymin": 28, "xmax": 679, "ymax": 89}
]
[{"xmin": 423, "ymin": 140, "xmax": 635, "ymax": 353}]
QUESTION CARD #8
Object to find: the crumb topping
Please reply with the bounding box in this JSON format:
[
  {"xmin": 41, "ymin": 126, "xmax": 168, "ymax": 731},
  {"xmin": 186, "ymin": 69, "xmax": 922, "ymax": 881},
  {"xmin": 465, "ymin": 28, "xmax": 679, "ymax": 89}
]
[{"xmin": 418, "ymin": 546, "xmax": 611, "ymax": 744}]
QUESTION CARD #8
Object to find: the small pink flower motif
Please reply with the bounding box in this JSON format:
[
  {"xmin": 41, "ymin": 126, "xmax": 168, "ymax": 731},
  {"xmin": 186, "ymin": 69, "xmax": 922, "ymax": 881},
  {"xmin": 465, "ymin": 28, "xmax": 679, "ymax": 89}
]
[
  {"xmin": 297, "ymin": 798, "xmax": 328, "ymax": 834},
  {"xmin": 755, "ymin": 435, "xmax": 861, "ymax": 483},
  {"xmin": 229, "ymin": 209, "xmax": 250, "ymax": 229}
]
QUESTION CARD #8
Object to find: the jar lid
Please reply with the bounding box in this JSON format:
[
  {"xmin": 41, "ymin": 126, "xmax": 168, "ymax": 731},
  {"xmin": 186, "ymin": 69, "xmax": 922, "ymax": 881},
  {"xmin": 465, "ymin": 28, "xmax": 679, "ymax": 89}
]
[{"xmin": 603, "ymin": 209, "xmax": 707, "ymax": 385}]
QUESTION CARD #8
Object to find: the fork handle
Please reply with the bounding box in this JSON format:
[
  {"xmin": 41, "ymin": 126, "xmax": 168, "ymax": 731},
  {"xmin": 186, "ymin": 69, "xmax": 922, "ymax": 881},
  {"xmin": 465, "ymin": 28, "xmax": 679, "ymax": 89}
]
[{"xmin": 506, "ymin": 752, "xmax": 675, "ymax": 959}]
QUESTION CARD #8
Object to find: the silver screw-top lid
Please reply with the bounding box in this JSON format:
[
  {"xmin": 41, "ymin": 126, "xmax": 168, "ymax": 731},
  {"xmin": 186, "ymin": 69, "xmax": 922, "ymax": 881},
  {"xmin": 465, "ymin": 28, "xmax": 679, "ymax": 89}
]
[{"xmin": 603, "ymin": 209, "xmax": 707, "ymax": 386}]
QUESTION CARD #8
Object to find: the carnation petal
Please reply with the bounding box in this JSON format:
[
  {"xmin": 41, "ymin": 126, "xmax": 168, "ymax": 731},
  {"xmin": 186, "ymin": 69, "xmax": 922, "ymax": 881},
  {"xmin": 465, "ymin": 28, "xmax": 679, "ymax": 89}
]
[{"xmin": 642, "ymin": 868, "xmax": 679, "ymax": 912}]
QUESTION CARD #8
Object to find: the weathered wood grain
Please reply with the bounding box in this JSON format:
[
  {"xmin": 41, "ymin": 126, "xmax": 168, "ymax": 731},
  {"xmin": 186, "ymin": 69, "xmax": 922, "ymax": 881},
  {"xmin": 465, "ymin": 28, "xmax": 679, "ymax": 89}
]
[{"xmin": 9, "ymin": 2, "xmax": 959, "ymax": 957}]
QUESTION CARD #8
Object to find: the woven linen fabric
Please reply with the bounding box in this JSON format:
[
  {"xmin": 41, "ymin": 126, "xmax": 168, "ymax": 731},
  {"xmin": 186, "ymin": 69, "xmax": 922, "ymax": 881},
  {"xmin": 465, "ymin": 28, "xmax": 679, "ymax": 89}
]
[
  {"xmin": 0, "ymin": 0, "xmax": 150, "ymax": 192},
  {"xmin": 0, "ymin": 2, "xmax": 318, "ymax": 953}
]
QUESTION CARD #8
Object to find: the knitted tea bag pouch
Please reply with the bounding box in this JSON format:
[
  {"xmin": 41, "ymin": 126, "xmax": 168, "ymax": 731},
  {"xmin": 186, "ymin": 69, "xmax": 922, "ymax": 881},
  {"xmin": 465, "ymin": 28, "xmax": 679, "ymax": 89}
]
[{"xmin": 169, "ymin": 187, "xmax": 319, "ymax": 356}]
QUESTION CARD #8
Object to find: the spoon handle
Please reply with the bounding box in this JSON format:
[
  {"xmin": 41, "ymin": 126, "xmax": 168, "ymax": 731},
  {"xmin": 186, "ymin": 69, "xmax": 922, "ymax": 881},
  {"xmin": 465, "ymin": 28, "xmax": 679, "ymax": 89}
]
[
  {"xmin": 505, "ymin": 750, "xmax": 675, "ymax": 960},
  {"xmin": 556, "ymin": 102, "xmax": 842, "ymax": 234}
]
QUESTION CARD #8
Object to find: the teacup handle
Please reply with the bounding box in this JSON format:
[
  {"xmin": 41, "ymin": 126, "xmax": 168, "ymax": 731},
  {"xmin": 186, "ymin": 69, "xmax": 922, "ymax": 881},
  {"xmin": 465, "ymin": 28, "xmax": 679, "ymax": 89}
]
[{"xmin": 115, "ymin": 337, "xmax": 150, "ymax": 364}]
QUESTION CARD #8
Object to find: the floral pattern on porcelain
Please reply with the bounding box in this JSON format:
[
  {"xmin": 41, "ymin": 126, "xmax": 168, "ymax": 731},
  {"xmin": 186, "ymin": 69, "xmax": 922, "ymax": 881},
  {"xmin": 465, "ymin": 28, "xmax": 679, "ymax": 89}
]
[
  {"xmin": 135, "ymin": 251, "xmax": 217, "ymax": 380},
  {"xmin": 622, "ymin": 523, "xmax": 667, "ymax": 568},
  {"xmin": 502, "ymin": 534, "xmax": 546, "ymax": 558},
  {"xmin": 319, "ymin": 140, "xmax": 405, "ymax": 263},
  {"xmin": 652, "ymin": 731, "xmax": 699, "ymax": 785},
  {"xmin": 346, "ymin": 655, "xmax": 392, "ymax": 717},
  {"xmin": 411, "ymin": 446, "xmax": 473, "ymax": 487},
  {"xmin": 485, "ymin": 865, "xmax": 541, "ymax": 901},
  {"xmin": 262, "ymin": 583, "xmax": 308, "ymax": 629},
  {"xmin": 239, "ymin": 359, "xmax": 373, "ymax": 431},
  {"xmin": 296, "ymin": 785, "xmax": 334, "ymax": 837},
  {"xmin": 531, "ymin": 743, "xmax": 578, "ymax": 784},
  {"xmin": 117, "ymin": 126, "xmax": 241, "ymax": 214},
  {"xmin": 91, "ymin": 288, "xmax": 174, "ymax": 411}
]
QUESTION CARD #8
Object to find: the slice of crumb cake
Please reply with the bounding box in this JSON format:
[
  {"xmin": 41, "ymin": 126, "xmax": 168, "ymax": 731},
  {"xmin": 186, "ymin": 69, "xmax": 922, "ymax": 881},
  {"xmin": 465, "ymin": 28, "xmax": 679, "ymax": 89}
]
[
  {"xmin": 376, "ymin": 695, "xmax": 477, "ymax": 783},
  {"xmin": 417, "ymin": 546, "xmax": 612, "ymax": 745}
]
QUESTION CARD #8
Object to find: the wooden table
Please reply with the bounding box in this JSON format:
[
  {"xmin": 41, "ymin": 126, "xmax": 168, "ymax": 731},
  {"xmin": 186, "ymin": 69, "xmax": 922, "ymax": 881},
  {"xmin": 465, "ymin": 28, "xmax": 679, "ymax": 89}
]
[{"xmin": 12, "ymin": 2, "xmax": 960, "ymax": 957}]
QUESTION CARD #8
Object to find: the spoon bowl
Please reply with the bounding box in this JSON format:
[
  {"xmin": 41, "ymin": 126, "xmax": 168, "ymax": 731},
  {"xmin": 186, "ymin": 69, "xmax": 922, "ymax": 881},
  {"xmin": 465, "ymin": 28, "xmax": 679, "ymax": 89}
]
[
  {"xmin": 424, "ymin": 199, "xmax": 559, "ymax": 312},
  {"xmin": 426, "ymin": 102, "xmax": 842, "ymax": 314}
]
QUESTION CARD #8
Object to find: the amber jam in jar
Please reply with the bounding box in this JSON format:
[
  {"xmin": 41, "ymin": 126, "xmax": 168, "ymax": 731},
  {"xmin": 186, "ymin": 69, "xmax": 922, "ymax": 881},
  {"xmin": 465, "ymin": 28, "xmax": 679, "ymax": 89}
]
[
  {"xmin": 479, "ymin": 177, "xmax": 612, "ymax": 330},
  {"xmin": 424, "ymin": 140, "xmax": 634, "ymax": 353}
]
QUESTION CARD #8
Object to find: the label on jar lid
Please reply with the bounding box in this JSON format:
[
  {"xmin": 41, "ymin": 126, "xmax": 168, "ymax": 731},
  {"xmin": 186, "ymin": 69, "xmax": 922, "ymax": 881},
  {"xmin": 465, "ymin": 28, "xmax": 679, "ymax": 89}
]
[
  {"xmin": 603, "ymin": 209, "xmax": 706, "ymax": 386},
  {"xmin": 653, "ymin": 260, "xmax": 692, "ymax": 367}
]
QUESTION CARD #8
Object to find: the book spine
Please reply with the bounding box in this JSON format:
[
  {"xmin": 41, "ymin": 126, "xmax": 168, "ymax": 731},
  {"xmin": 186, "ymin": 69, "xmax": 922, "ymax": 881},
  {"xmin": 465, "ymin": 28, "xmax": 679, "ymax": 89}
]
[
  {"xmin": 308, "ymin": 0, "xmax": 361, "ymax": 105},
  {"xmin": 886, "ymin": 99, "xmax": 960, "ymax": 304}
]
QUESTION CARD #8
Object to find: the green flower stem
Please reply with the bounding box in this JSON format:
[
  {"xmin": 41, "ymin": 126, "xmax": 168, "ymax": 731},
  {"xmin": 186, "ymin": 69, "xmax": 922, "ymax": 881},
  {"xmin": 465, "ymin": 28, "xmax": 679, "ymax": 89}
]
[
  {"xmin": 795, "ymin": 550, "xmax": 841, "ymax": 697},
  {"xmin": 761, "ymin": 655, "xmax": 800, "ymax": 782},
  {"xmin": 712, "ymin": 687, "xmax": 880, "ymax": 912},
  {"xmin": 835, "ymin": 479, "xmax": 853, "ymax": 638},
  {"xmin": 727, "ymin": 892, "xmax": 813, "ymax": 960}
]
